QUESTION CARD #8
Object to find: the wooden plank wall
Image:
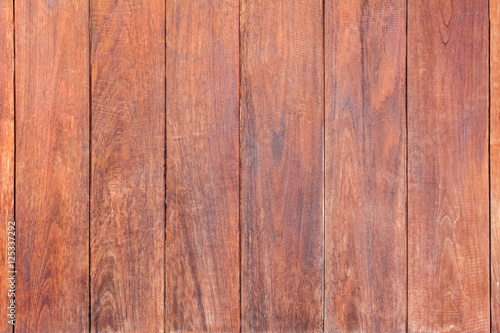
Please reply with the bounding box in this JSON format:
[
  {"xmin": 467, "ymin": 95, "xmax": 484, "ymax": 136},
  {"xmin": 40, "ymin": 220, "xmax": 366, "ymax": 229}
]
[
  {"xmin": 408, "ymin": 0, "xmax": 490, "ymax": 331},
  {"xmin": 15, "ymin": 0, "xmax": 90, "ymax": 331},
  {"xmin": 0, "ymin": 0, "xmax": 497, "ymax": 331},
  {"xmin": 325, "ymin": 0, "xmax": 407, "ymax": 331},
  {"xmin": 0, "ymin": 0, "xmax": 13, "ymax": 332}
]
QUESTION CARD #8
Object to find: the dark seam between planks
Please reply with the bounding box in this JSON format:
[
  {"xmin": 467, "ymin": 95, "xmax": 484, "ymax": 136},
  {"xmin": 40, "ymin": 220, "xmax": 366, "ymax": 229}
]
[
  {"xmin": 88, "ymin": 0, "xmax": 92, "ymax": 330},
  {"xmin": 489, "ymin": 0, "xmax": 492, "ymax": 330},
  {"xmin": 405, "ymin": 0, "xmax": 409, "ymax": 331},
  {"xmin": 322, "ymin": 0, "xmax": 326, "ymax": 331},
  {"xmin": 164, "ymin": 0, "xmax": 167, "ymax": 330},
  {"xmin": 239, "ymin": 0, "xmax": 242, "ymax": 331},
  {"xmin": 12, "ymin": 0, "xmax": 15, "ymax": 331}
]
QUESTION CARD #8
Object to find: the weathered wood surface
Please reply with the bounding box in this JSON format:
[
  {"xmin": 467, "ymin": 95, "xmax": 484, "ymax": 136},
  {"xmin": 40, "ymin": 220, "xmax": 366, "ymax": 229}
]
[
  {"xmin": 240, "ymin": 0, "xmax": 324, "ymax": 331},
  {"xmin": 166, "ymin": 0, "xmax": 240, "ymax": 331},
  {"xmin": 408, "ymin": 0, "xmax": 490, "ymax": 331},
  {"xmin": 15, "ymin": 0, "xmax": 90, "ymax": 331},
  {"xmin": 4, "ymin": 1, "xmax": 497, "ymax": 331},
  {"xmin": 90, "ymin": 0, "xmax": 165, "ymax": 331},
  {"xmin": 325, "ymin": 0, "xmax": 407, "ymax": 331}
]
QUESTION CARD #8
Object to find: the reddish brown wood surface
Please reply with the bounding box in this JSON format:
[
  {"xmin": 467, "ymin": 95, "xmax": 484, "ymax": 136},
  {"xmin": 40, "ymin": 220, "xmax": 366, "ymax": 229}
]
[
  {"xmin": 0, "ymin": 0, "xmax": 13, "ymax": 332},
  {"xmin": 4, "ymin": 1, "xmax": 498, "ymax": 331},
  {"xmin": 15, "ymin": 0, "xmax": 89, "ymax": 331},
  {"xmin": 165, "ymin": 0, "xmax": 240, "ymax": 331},
  {"xmin": 408, "ymin": 0, "xmax": 490, "ymax": 331},
  {"xmin": 492, "ymin": 0, "xmax": 500, "ymax": 331},
  {"xmin": 90, "ymin": 0, "xmax": 165, "ymax": 331},
  {"xmin": 240, "ymin": 1, "xmax": 324, "ymax": 331},
  {"xmin": 324, "ymin": 0, "xmax": 407, "ymax": 331}
]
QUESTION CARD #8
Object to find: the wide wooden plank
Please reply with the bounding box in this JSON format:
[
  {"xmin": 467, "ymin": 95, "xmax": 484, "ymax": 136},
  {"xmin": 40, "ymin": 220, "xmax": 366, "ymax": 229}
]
[
  {"xmin": 492, "ymin": 0, "xmax": 500, "ymax": 330},
  {"xmin": 165, "ymin": 0, "xmax": 239, "ymax": 331},
  {"xmin": 0, "ymin": 0, "xmax": 13, "ymax": 331},
  {"xmin": 324, "ymin": 0, "xmax": 406, "ymax": 331},
  {"xmin": 15, "ymin": 0, "xmax": 89, "ymax": 331},
  {"xmin": 90, "ymin": 0, "xmax": 164, "ymax": 331},
  {"xmin": 408, "ymin": 0, "xmax": 489, "ymax": 331},
  {"xmin": 240, "ymin": 0, "xmax": 323, "ymax": 331}
]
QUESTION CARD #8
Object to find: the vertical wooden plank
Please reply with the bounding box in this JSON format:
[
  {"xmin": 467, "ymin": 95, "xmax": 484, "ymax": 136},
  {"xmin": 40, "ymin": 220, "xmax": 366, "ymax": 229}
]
[
  {"xmin": 324, "ymin": 0, "xmax": 406, "ymax": 331},
  {"xmin": 90, "ymin": 0, "xmax": 165, "ymax": 331},
  {"xmin": 492, "ymin": 0, "xmax": 500, "ymax": 331},
  {"xmin": 240, "ymin": 0, "xmax": 323, "ymax": 331},
  {"xmin": 15, "ymin": 0, "xmax": 89, "ymax": 331},
  {"xmin": 0, "ymin": 0, "xmax": 13, "ymax": 331},
  {"xmin": 408, "ymin": 0, "xmax": 489, "ymax": 331},
  {"xmin": 166, "ymin": 0, "xmax": 239, "ymax": 331}
]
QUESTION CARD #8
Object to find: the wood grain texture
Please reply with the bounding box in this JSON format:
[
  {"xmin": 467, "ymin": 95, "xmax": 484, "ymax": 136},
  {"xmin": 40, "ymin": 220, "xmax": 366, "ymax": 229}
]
[
  {"xmin": 324, "ymin": 0, "xmax": 406, "ymax": 331},
  {"xmin": 15, "ymin": 0, "xmax": 89, "ymax": 331},
  {"xmin": 492, "ymin": 0, "xmax": 500, "ymax": 331},
  {"xmin": 408, "ymin": 0, "xmax": 489, "ymax": 331},
  {"xmin": 0, "ymin": 0, "xmax": 13, "ymax": 332},
  {"xmin": 240, "ymin": 0, "xmax": 323, "ymax": 331},
  {"xmin": 166, "ymin": 0, "xmax": 240, "ymax": 331},
  {"xmin": 90, "ymin": 0, "xmax": 164, "ymax": 331}
]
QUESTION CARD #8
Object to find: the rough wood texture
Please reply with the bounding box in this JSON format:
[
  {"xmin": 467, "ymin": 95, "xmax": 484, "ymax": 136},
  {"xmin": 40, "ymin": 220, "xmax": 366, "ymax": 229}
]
[
  {"xmin": 324, "ymin": 0, "xmax": 406, "ymax": 331},
  {"xmin": 492, "ymin": 0, "xmax": 500, "ymax": 331},
  {"xmin": 15, "ymin": 0, "xmax": 89, "ymax": 331},
  {"xmin": 408, "ymin": 0, "xmax": 489, "ymax": 331},
  {"xmin": 166, "ymin": 0, "xmax": 240, "ymax": 331},
  {"xmin": 90, "ymin": 0, "xmax": 165, "ymax": 331},
  {"xmin": 0, "ymin": 0, "xmax": 13, "ymax": 331},
  {"xmin": 240, "ymin": 0, "xmax": 323, "ymax": 331}
]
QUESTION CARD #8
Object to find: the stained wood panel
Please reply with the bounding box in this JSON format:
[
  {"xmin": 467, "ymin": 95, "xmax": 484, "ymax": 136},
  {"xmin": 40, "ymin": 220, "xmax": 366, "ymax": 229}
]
[
  {"xmin": 324, "ymin": 0, "xmax": 406, "ymax": 331},
  {"xmin": 0, "ymin": 0, "xmax": 13, "ymax": 331},
  {"xmin": 240, "ymin": 0, "xmax": 323, "ymax": 331},
  {"xmin": 15, "ymin": 0, "xmax": 89, "ymax": 331},
  {"xmin": 492, "ymin": 0, "xmax": 500, "ymax": 331},
  {"xmin": 90, "ymin": 0, "xmax": 165, "ymax": 331},
  {"xmin": 165, "ymin": 0, "xmax": 240, "ymax": 331},
  {"xmin": 408, "ymin": 0, "xmax": 489, "ymax": 331}
]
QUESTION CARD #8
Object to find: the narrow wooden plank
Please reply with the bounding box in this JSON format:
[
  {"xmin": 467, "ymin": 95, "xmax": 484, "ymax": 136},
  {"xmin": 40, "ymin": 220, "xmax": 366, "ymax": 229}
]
[
  {"xmin": 90, "ymin": 1, "xmax": 165, "ymax": 331},
  {"xmin": 492, "ymin": 0, "xmax": 500, "ymax": 330},
  {"xmin": 240, "ymin": 0, "xmax": 323, "ymax": 331},
  {"xmin": 165, "ymin": 0, "xmax": 239, "ymax": 331},
  {"xmin": 408, "ymin": 0, "xmax": 489, "ymax": 331},
  {"xmin": 15, "ymin": 0, "xmax": 89, "ymax": 331},
  {"xmin": 324, "ymin": 0, "xmax": 406, "ymax": 331},
  {"xmin": 0, "ymin": 0, "xmax": 14, "ymax": 331}
]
